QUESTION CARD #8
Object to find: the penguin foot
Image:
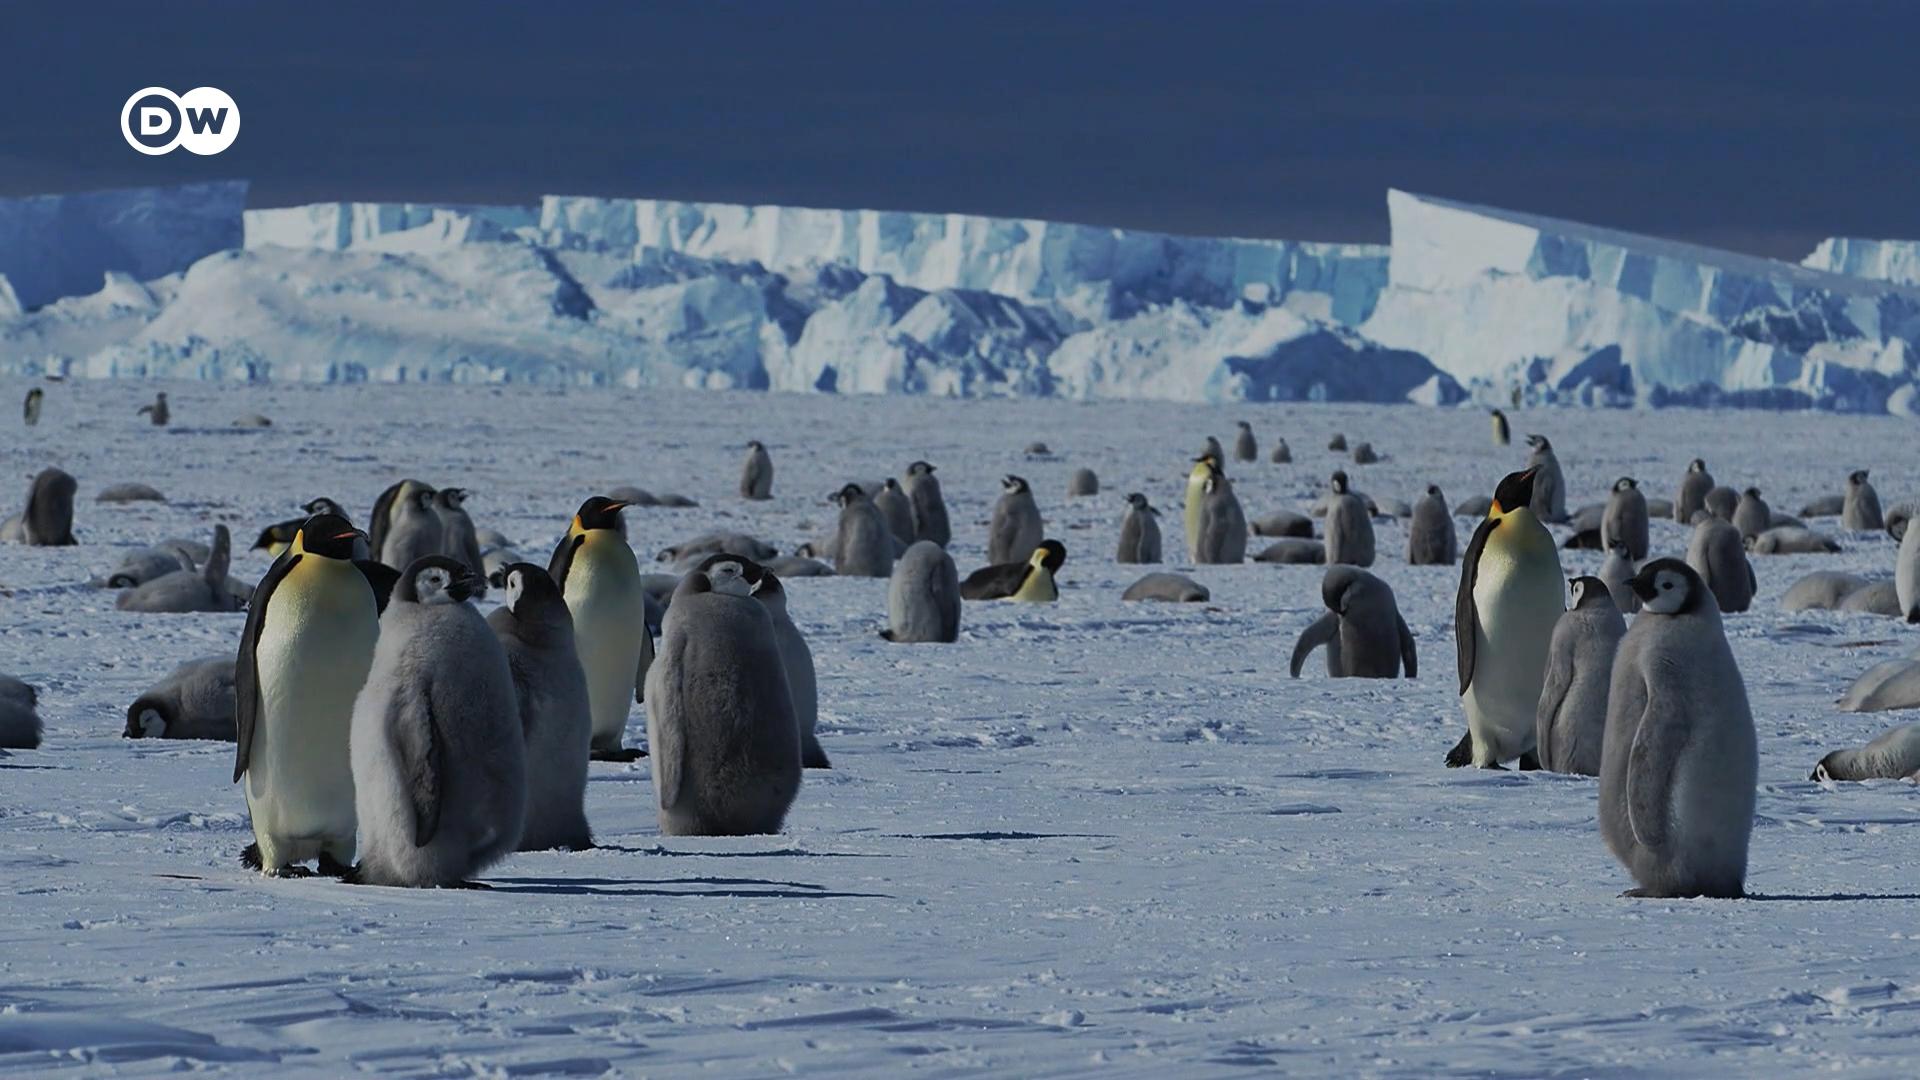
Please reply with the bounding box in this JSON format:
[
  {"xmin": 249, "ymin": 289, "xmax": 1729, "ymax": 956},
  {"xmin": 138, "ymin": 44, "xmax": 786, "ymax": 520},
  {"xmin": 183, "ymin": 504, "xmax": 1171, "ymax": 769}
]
[
  {"xmin": 239, "ymin": 843, "xmax": 262, "ymax": 870},
  {"xmin": 1442, "ymin": 732, "xmax": 1473, "ymax": 768},
  {"xmin": 1479, "ymin": 762, "xmax": 1509, "ymax": 771},
  {"xmin": 446, "ymin": 880, "xmax": 493, "ymax": 890},
  {"xmin": 1620, "ymin": 887, "xmax": 1652, "ymax": 898},
  {"xmin": 317, "ymin": 854, "xmax": 354, "ymax": 878},
  {"xmin": 1518, "ymin": 751, "xmax": 1542, "ymax": 771},
  {"xmin": 591, "ymin": 748, "xmax": 648, "ymax": 762},
  {"xmin": 265, "ymin": 864, "xmax": 315, "ymax": 879}
]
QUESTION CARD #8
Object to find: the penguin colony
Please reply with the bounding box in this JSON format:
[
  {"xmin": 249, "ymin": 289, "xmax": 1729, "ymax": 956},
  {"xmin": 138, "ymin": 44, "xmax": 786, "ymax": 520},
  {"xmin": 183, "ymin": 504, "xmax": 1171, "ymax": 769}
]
[{"xmin": 6, "ymin": 387, "xmax": 1918, "ymax": 902}]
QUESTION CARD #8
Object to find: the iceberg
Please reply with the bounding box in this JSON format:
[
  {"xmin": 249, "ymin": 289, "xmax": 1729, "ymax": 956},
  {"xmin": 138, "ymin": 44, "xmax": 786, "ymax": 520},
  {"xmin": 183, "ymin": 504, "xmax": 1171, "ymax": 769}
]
[
  {"xmin": 243, "ymin": 202, "xmax": 537, "ymax": 251},
  {"xmin": 1803, "ymin": 237, "xmax": 1920, "ymax": 288},
  {"xmin": 0, "ymin": 182, "xmax": 246, "ymax": 310}
]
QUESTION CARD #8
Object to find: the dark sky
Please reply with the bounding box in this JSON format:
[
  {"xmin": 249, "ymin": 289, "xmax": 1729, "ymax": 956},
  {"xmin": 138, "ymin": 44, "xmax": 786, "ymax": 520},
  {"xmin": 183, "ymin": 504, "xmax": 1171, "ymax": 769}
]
[{"xmin": 3, "ymin": 1, "xmax": 1916, "ymax": 259}]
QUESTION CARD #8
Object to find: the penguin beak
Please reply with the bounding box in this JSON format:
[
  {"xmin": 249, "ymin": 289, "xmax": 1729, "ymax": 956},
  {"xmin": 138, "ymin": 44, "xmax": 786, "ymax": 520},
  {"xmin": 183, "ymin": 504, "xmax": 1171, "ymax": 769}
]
[
  {"xmin": 1626, "ymin": 568, "xmax": 1659, "ymax": 602},
  {"xmin": 446, "ymin": 570, "xmax": 481, "ymax": 602}
]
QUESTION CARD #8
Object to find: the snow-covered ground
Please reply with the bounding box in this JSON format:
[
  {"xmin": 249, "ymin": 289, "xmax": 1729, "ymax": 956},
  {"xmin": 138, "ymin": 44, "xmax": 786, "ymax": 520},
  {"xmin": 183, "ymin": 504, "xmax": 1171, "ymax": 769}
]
[{"xmin": 2, "ymin": 379, "xmax": 1918, "ymax": 1077}]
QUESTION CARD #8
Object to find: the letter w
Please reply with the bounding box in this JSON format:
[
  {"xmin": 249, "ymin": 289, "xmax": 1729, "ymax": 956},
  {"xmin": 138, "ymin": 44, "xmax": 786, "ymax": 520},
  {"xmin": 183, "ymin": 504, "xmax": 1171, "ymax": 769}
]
[{"xmin": 184, "ymin": 107, "xmax": 228, "ymax": 134}]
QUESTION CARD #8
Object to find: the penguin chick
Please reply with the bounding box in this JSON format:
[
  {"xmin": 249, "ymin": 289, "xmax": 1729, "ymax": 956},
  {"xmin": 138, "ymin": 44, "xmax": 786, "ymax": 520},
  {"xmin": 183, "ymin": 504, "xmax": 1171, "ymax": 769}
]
[
  {"xmin": 488, "ymin": 563, "xmax": 594, "ymax": 852},
  {"xmin": 1323, "ymin": 471, "xmax": 1375, "ymax": 568},
  {"xmin": 1535, "ymin": 577, "xmax": 1625, "ymax": 776},
  {"xmin": 740, "ymin": 439, "xmax": 773, "ymax": 500},
  {"xmin": 0, "ymin": 674, "xmax": 41, "ymax": 749},
  {"xmin": 1116, "ymin": 493, "xmax": 1163, "ymax": 564},
  {"xmin": 1289, "ymin": 566, "xmax": 1416, "ymax": 679},
  {"xmin": 883, "ymin": 541, "xmax": 962, "ymax": 643},
  {"xmin": 988, "ymin": 475, "xmax": 1045, "ymax": 566},
  {"xmin": 382, "ymin": 487, "xmax": 445, "ymax": 575},
  {"xmin": 125, "ymin": 656, "xmax": 236, "ymax": 741},
  {"xmin": 829, "ymin": 482, "xmax": 895, "ymax": 578},
  {"xmin": 1812, "ymin": 720, "xmax": 1920, "ymax": 781},
  {"xmin": 351, "ymin": 556, "xmax": 525, "ymax": 887},
  {"xmin": 1675, "ymin": 459, "xmax": 1714, "ymax": 523},
  {"xmin": 1407, "ymin": 485, "xmax": 1458, "ymax": 566},
  {"xmin": 433, "ymin": 488, "xmax": 487, "ymax": 596},
  {"xmin": 1233, "ymin": 420, "xmax": 1257, "ymax": 463},
  {"xmin": 874, "ymin": 478, "xmax": 918, "ymax": 545},
  {"xmin": 1523, "ymin": 434, "xmax": 1568, "ymax": 523},
  {"xmin": 903, "ymin": 461, "xmax": 951, "ymax": 548},
  {"xmin": 117, "ymin": 524, "xmax": 243, "ymax": 613},
  {"xmin": 1195, "ymin": 468, "xmax": 1248, "ymax": 564},
  {"xmin": 1602, "ymin": 477, "xmax": 1649, "ymax": 560},
  {"xmin": 1685, "ymin": 513, "xmax": 1756, "ymax": 613}
]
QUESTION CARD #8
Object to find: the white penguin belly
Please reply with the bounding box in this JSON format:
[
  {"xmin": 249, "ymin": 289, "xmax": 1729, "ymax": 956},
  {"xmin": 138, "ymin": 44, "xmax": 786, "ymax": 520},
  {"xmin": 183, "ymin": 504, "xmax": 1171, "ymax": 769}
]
[
  {"xmin": 247, "ymin": 562, "xmax": 377, "ymax": 843},
  {"xmin": 1183, "ymin": 471, "xmax": 1207, "ymax": 560},
  {"xmin": 1466, "ymin": 536, "xmax": 1563, "ymax": 762},
  {"xmin": 566, "ymin": 549, "xmax": 646, "ymax": 745}
]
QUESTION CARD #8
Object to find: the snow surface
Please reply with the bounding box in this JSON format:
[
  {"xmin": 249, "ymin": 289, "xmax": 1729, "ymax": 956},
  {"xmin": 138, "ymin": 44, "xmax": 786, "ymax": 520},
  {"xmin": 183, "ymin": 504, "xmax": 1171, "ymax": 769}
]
[
  {"xmin": 0, "ymin": 183, "xmax": 246, "ymax": 311},
  {"xmin": 4, "ymin": 379, "xmax": 1920, "ymax": 1076}
]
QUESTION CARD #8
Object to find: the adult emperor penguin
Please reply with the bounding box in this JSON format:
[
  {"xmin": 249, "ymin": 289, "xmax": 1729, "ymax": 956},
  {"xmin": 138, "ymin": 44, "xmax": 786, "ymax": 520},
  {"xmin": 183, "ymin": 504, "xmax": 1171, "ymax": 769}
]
[
  {"xmin": 1233, "ymin": 420, "xmax": 1257, "ymax": 463},
  {"xmin": 1183, "ymin": 444, "xmax": 1223, "ymax": 561},
  {"xmin": 1523, "ymin": 434, "xmax": 1568, "ymax": 523},
  {"xmin": 873, "ymin": 478, "xmax": 918, "ymax": 546},
  {"xmin": 383, "ymin": 486, "xmax": 445, "ymax": 574},
  {"xmin": 1289, "ymin": 566, "xmax": 1417, "ymax": 679},
  {"xmin": 1447, "ymin": 467, "xmax": 1565, "ymax": 769},
  {"xmin": 234, "ymin": 513, "xmax": 382, "ymax": 877},
  {"xmin": 20, "ymin": 467, "xmax": 76, "ymax": 546},
  {"xmin": 488, "ymin": 563, "xmax": 593, "ymax": 852},
  {"xmin": 1685, "ymin": 511, "xmax": 1756, "ymax": 614},
  {"xmin": 433, "ymin": 487, "xmax": 487, "ymax": 592},
  {"xmin": 1731, "ymin": 487, "xmax": 1772, "ymax": 542},
  {"xmin": 1602, "ymin": 477, "xmax": 1650, "ymax": 559},
  {"xmin": 903, "ymin": 461, "xmax": 951, "ymax": 548},
  {"xmin": 644, "ymin": 571, "xmax": 802, "ymax": 836},
  {"xmin": 368, "ymin": 479, "xmax": 434, "ymax": 565},
  {"xmin": 1599, "ymin": 559, "xmax": 1756, "ymax": 898},
  {"xmin": 1324, "ymin": 471, "xmax": 1375, "ymax": 568},
  {"xmin": 1535, "ymin": 577, "xmax": 1625, "ymax": 776},
  {"xmin": 1407, "ymin": 485, "xmax": 1458, "ymax": 565},
  {"xmin": 830, "ymin": 482, "xmax": 895, "ymax": 577},
  {"xmin": 962, "ymin": 539, "xmax": 1065, "ymax": 601},
  {"xmin": 1897, "ymin": 506, "xmax": 1920, "ymax": 623},
  {"xmin": 549, "ymin": 495, "xmax": 649, "ymax": 761},
  {"xmin": 1600, "ymin": 538, "xmax": 1640, "ymax": 614},
  {"xmin": 23, "ymin": 387, "xmax": 42, "ymax": 426},
  {"xmin": 1674, "ymin": 459, "xmax": 1713, "ymax": 523},
  {"xmin": 1116, "ymin": 492, "xmax": 1163, "ymax": 564},
  {"xmin": 137, "ymin": 391, "xmax": 169, "ymax": 427},
  {"xmin": 740, "ymin": 439, "xmax": 774, "ymax": 500},
  {"xmin": 988, "ymin": 475, "xmax": 1044, "ymax": 566},
  {"xmin": 1842, "ymin": 469, "xmax": 1884, "ymax": 532},
  {"xmin": 1490, "ymin": 408, "xmax": 1510, "ymax": 446},
  {"xmin": 882, "ymin": 540, "xmax": 962, "ymax": 643},
  {"xmin": 255, "ymin": 497, "xmax": 354, "ymax": 557},
  {"xmin": 350, "ymin": 556, "xmax": 525, "ymax": 887},
  {"xmin": 1195, "ymin": 465, "xmax": 1248, "ymax": 564}
]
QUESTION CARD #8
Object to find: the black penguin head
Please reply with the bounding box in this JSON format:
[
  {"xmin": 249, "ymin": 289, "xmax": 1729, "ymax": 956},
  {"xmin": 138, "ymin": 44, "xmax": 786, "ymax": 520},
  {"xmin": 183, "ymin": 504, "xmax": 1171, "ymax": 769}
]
[
  {"xmin": 1034, "ymin": 539, "xmax": 1067, "ymax": 573},
  {"xmin": 1491, "ymin": 408, "xmax": 1504, "ymax": 418},
  {"xmin": 398, "ymin": 555, "xmax": 479, "ymax": 605},
  {"xmin": 1003, "ymin": 475, "xmax": 1030, "ymax": 495},
  {"xmin": 1811, "ymin": 754, "xmax": 1839, "ymax": 782},
  {"xmin": 1490, "ymin": 468, "xmax": 1538, "ymax": 517},
  {"xmin": 830, "ymin": 482, "xmax": 866, "ymax": 507},
  {"xmin": 1613, "ymin": 477, "xmax": 1637, "ymax": 492},
  {"xmin": 695, "ymin": 552, "xmax": 765, "ymax": 597},
  {"xmin": 1321, "ymin": 566, "xmax": 1363, "ymax": 614},
  {"xmin": 1606, "ymin": 536, "xmax": 1631, "ymax": 556},
  {"xmin": 908, "ymin": 461, "xmax": 935, "ymax": 477},
  {"xmin": 1126, "ymin": 492, "xmax": 1150, "ymax": 511},
  {"xmin": 573, "ymin": 495, "xmax": 629, "ymax": 531},
  {"xmin": 1329, "ymin": 470, "xmax": 1350, "ymax": 495},
  {"xmin": 124, "ymin": 697, "xmax": 171, "ymax": 739},
  {"xmin": 1569, "ymin": 576, "xmax": 1613, "ymax": 610},
  {"xmin": 297, "ymin": 513, "xmax": 364, "ymax": 561},
  {"xmin": 411, "ymin": 487, "xmax": 437, "ymax": 511},
  {"xmin": 1526, "ymin": 433, "xmax": 1550, "ymax": 452},
  {"xmin": 1743, "ymin": 486, "xmax": 1762, "ymax": 499},
  {"xmin": 1628, "ymin": 558, "xmax": 1703, "ymax": 615},
  {"xmin": 1236, "ymin": 420, "xmax": 1251, "ymax": 430},
  {"xmin": 1689, "ymin": 458, "xmax": 1707, "ymax": 473},
  {"xmin": 1849, "ymin": 469, "xmax": 1869, "ymax": 486},
  {"xmin": 1426, "ymin": 484, "xmax": 1443, "ymax": 499},
  {"xmin": 499, "ymin": 562, "xmax": 567, "ymax": 623},
  {"xmin": 436, "ymin": 487, "xmax": 468, "ymax": 509},
  {"xmin": 302, "ymin": 496, "xmax": 345, "ymax": 517},
  {"xmin": 747, "ymin": 439, "xmax": 765, "ymax": 451},
  {"xmin": 884, "ymin": 478, "xmax": 902, "ymax": 493}
]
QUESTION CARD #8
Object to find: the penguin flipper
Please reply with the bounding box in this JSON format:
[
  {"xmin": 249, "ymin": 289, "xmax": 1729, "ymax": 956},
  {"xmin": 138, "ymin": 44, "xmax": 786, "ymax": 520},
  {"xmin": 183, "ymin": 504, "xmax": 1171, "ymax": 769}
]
[
  {"xmin": 399, "ymin": 684, "xmax": 446, "ymax": 848},
  {"xmin": 1626, "ymin": 697, "xmax": 1683, "ymax": 851},
  {"xmin": 1395, "ymin": 614, "xmax": 1418, "ymax": 679},
  {"xmin": 1290, "ymin": 613, "xmax": 1338, "ymax": 678},
  {"xmin": 1534, "ymin": 634, "xmax": 1575, "ymax": 770},
  {"xmin": 233, "ymin": 552, "xmax": 301, "ymax": 784},
  {"xmin": 1455, "ymin": 518, "xmax": 1497, "ymax": 696},
  {"xmin": 355, "ymin": 560, "xmax": 400, "ymax": 614},
  {"xmin": 548, "ymin": 533, "xmax": 583, "ymax": 589},
  {"xmin": 959, "ymin": 562, "xmax": 1022, "ymax": 601},
  {"xmin": 367, "ymin": 481, "xmax": 405, "ymax": 562}
]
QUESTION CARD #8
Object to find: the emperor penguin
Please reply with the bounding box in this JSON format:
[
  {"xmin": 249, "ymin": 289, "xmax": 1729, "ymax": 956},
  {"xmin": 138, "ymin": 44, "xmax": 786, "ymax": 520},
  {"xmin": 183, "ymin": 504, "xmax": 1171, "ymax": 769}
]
[
  {"xmin": 1602, "ymin": 477, "xmax": 1650, "ymax": 559},
  {"xmin": 1675, "ymin": 459, "xmax": 1714, "ymax": 523},
  {"xmin": 1116, "ymin": 492, "xmax": 1163, "ymax": 564},
  {"xmin": 695, "ymin": 553, "xmax": 831, "ymax": 770},
  {"xmin": 1897, "ymin": 506, "xmax": 1920, "ymax": 623},
  {"xmin": 1270, "ymin": 438, "xmax": 1292, "ymax": 464},
  {"xmin": 1704, "ymin": 485, "xmax": 1739, "ymax": 522},
  {"xmin": 1600, "ymin": 538, "xmax": 1640, "ymax": 614},
  {"xmin": 433, "ymin": 487, "xmax": 487, "ymax": 592},
  {"xmin": 1195, "ymin": 465, "xmax": 1248, "ymax": 564},
  {"xmin": 0, "ymin": 674, "xmax": 42, "ymax": 749},
  {"xmin": 882, "ymin": 540, "xmax": 962, "ymax": 643},
  {"xmin": 1599, "ymin": 559, "xmax": 1756, "ymax": 898},
  {"xmin": 1289, "ymin": 566, "xmax": 1417, "ymax": 679},
  {"xmin": 116, "ymin": 524, "xmax": 243, "ymax": 613},
  {"xmin": 903, "ymin": 461, "xmax": 951, "ymax": 548},
  {"xmin": 873, "ymin": 478, "xmax": 918, "ymax": 546},
  {"xmin": 368, "ymin": 479, "xmax": 434, "ymax": 565},
  {"xmin": 1685, "ymin": 511, "xmax": 1756, "ymax": 614},
  {"xmin": 382, "ymin": 486, "xmax": 445, "ymax": 574},
  {"xmin": 1490, "ymin": 408, "xmax": 1510, "ymax": 446},
  {"xmin": 549, "ymin": 495, "xmax": 649, "ymax": 761},
  {"xmin": 16, "ymin": 468, "xmax": 76, "ymax": 546},
  {"xmin": 1233, "ymin": 420, "xmax": 1257, "ymax": 463},
  {"xmin": 830, "ymin": 482, "xmax": 895, "ymax": 577},
  {"xmin": 125, "ymin": 656, "xmax": 236, "ymax": 741},
  {"xmin": 1183, "ymin": 443, "xmax": 1223, "ymax": 561},
  {"xmin": 488, "ymin": 563, "xmax": 593, "ymax": 852},
  {"xmin": 988, "ymin": 475, "xmax": 1044, "ymax": 566},
  {"xmin": 1447, "ymin": 468, "xmax": 1565, "ymax": 769},
  {"xmin": 1407, "ymin": 485, "xmax": 1458, "ymax": 565},
  {"xmin": 234, "ymin": 513, "xmax": 382, "ymax": 876},
  {"xmin": 1812, "ymin": 721, "xmax": 1920, "ymax": 782},
  {"xmin": 1328, "ymin": 433, "xmax": 1348, "ymax": 452},
  {"xmin": 23, "ymin": 387, "xmax": 42, "ymax": 426},
  {"xmin": 961, "ymin": 539, "xmax": 1065, "ymax": 602},
  {"xmin": 1731, "ymin": 487, "xmax": 1771, "ymax": 542},
  {"xmin": 1067, "ymin": 468, "xmax": 1099, "ymax": 497},
  {"xmin": 137, "ymin": 391, "xmax": 169, "ymax": 426},
  {"xmin": 255, "ymin": 497, "xmax": 353, "ymax": 557},
  {"xmin": 1535, "ymin": 577, "xmax": 1625, "ymax": 776},
  {"xmin": 643, "ymin": 571, "xmax": 802, "ymax": 836},
  {"xmin": 350, "ymin": 556, "xmax": 525, "ymax": 887},
  {"xmin": 1523, "ymin": 434, "xmax": 1568, "ymax": 523},
  {"xmin": 740, "ymin": 439, "xmax": 774, "ymax": 500},
  {"xmin": 1323, "ymin": 471, "xmax": 1375, "ymax": 568},
  {"xmin": 1842, "ymin": 469, "xmax": 1884, "ymax": 532}
]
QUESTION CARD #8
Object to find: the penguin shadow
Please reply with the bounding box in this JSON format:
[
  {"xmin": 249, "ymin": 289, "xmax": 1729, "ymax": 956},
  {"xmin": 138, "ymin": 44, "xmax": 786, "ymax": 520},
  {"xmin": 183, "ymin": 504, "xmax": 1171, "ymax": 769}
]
[
  {"xmin": 485, "ymin": 875, "xmax": 891, "ymax": 899},
  {"xmin": 883, "ymin": 830, "xmax": 1117, "ymax": 841},
  {"xmin": 592, "ymin": 843, "xmax": 897, "ymax": 859},
  {"xmin": 1743, "ymin": 892, "xmax": 1920, "ymax": 903}
]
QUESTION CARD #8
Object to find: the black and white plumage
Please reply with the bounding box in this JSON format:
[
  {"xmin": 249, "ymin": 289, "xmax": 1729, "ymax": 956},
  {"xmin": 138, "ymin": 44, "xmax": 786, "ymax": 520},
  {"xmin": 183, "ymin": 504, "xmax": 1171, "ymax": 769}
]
[
  {"xmin": 1490, "ymin": 409, "xmax": 1510, "ymax": 445},
  {"xmin": 1675, "ymin": 459, "xmax": 1713, "ymax": 523},
  {"xmin": 874, "ymin": 478, "xmax": 918, "ymax": 545},
  {"xmin": 1599, "ymin": 559, "xmax": 1756, "ymax": 899},
  {"xmin": 100, "ymin": 544, "xmax": 195, "ymax": 589},
  {"xmin": 1534, "ymin": 577, "xmax": 1625, "ymax": 776},
  {"xmin": 1601, "ymin": 477, "xmax": 1649, "ymax": 560},
  {"xmin": 254, "ymin": 497, "xmax": 352, "ymax": 557},
  {"xmin": 351, "ymin": 556, "xmax": 525, "ymax": 887},
  {"xmin": 694, "ymin": 553, "xmax": 830, "ymax": 770},
  {"xmin": 125, "ymin": 656, "xmax": 236, "ymax": 741},
  {"xmin": 1195, "ymin": 470, "xmax": 1248, "ymax": 564},
  {"xmin": 1323, "ymin": 471, "xmax": 1375, "ymax": 568},
  {"xmin": 17, "ymin": 468, "xmax": 76, "ymax": 546},
  {"xmin": 488, "ymin": 563, "xmax": 593, "ymax": 852},
  {"xmin": 643, "ymin": 572, "xmax": 802, "ymax": 836},
  {"xmin": 883, "ymin": 541, "xmax": 962, "ymax": 643},
  {"xmin": 137, "ymin": 391, "xmax": 169, "ymax": 426},
  {"xmin": 1813, "ymin": 719, "xmax": 1920, "ymax": 781},
  {"xmin": 22, "ymin": 387, "xmax": 42, "ymax": 427},
  {"xmin": 550, "ymin": 495, "xmax": 649, "ymax": 760},
  {"xmin": 1523, "ymin": 434, "xmax": 1568, "ymax": 523},
  {"xmin": 1407, "ymin": 485, "xmax": 1458, "ymax": 566},
  {"xmin": 829, "ymin": 482, "xmax": 895, "ymax": 578},
  {"xmin": 1600, "ymin": 539, "xmax": 1640, "ymax": 614},
  {"xmin": 987, "ymin": 475, "xmax": 1044, "ymax": 566},
  {"xmin": 1289, "ymin": 566, "xmax": 1416, "ymax": 679},
  {"xmin": 740, "ymin": 439, "xmax": 773, "ymax": 500},
  {"xmin": 903, "ymin": 461, "xmax": 950, "ymax": 548},
  {"xmin": 961, "ymin": 539, "xmax": 1065, "ymax": 601},
  {"xmin": 1116, "ymin": 493, "xmax": 1163, "ymax": 564},
  {"xmin": 116, "ymin": 524, "xmax": 244, "ymax": 613},
  {"xmin": 1842, "ymin": 469, "xmax": 1883, "ymax": 532},
  {"xmin": 1685, "ymin": 512, "xmax": 1756, "ymax": 613}
]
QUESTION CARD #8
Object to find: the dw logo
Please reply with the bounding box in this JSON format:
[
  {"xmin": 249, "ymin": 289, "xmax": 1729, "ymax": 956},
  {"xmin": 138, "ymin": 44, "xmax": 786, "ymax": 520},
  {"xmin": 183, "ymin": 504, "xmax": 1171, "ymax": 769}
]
[{"xmin": 120, "ymin": 87, "xmax": 240, "ymax": 156}]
